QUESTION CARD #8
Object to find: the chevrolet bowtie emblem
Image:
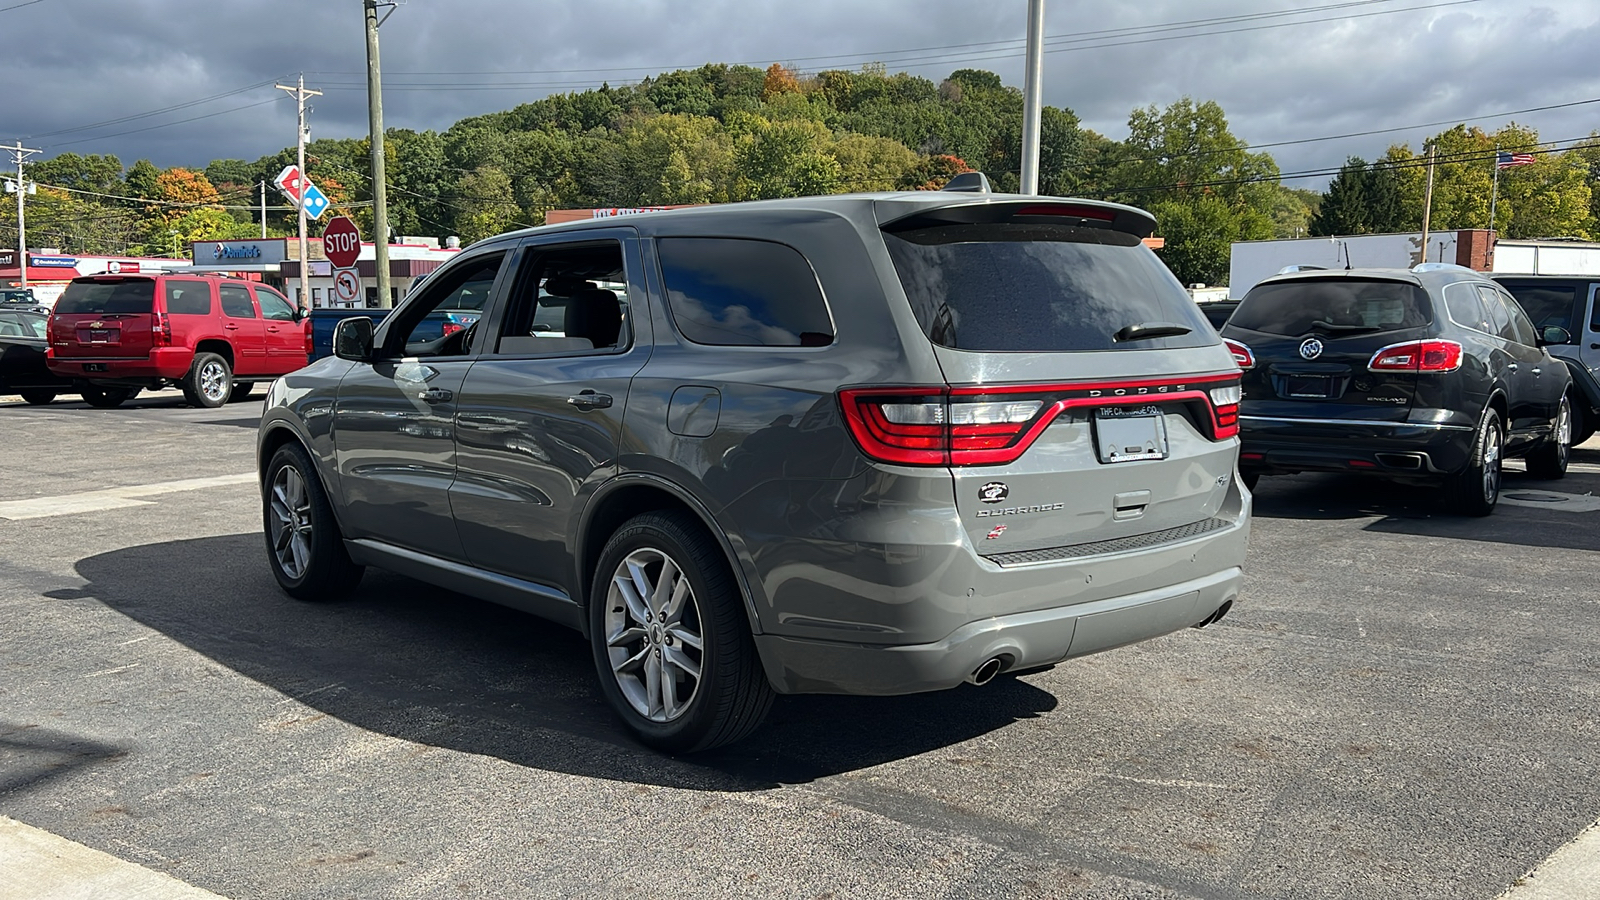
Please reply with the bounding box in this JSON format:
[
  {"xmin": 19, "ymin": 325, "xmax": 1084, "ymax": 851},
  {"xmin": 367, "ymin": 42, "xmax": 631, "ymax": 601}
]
[{"xmin": 89, "ymin": 321, "xmax": 104, "ymax": 328}]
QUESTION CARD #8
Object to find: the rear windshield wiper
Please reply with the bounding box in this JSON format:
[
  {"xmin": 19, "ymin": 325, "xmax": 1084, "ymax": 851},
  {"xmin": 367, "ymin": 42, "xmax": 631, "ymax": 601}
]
[
  {"xmin": 1308, "ymin": 320, "xmax": 1380, "ymax": 334},
  {"xmin": 1115, "ymin": 322, "xmax": 1192, "ymax": 342}
]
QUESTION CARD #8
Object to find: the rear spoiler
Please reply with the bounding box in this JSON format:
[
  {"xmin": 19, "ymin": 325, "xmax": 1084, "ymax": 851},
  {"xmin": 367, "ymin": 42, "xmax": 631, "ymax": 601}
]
[{"xmin": 879, "ymin": 197, "xmax": 1158, "ymax": 239}]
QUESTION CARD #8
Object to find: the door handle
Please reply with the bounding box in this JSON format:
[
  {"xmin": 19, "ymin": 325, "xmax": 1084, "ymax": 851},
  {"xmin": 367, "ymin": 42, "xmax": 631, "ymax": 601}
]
[
  {"xmin": 266, "ymin": 326, "xmax": 280, "ymax": 333},
  {"xmin": 224, "ymin": 324, "xmax": 239, "ymax": 330},
  {"xmin": 1507, "ymin": 363, "xmax": 1518, "ymax": 371},
  {"xmin": 567, "ymin": 390, "xmax": 613, "ymax": 410},
  {"xmin": 1591, "ymin": 343, "xmax": 1600, "ymax": 350},
  {"xmin": 1532, "ymin": 367, "xmax": 1541, "ymax": 376},
  {"xmin": 418, "ymin": 387, "xmax": 453, "ymax": 403}
]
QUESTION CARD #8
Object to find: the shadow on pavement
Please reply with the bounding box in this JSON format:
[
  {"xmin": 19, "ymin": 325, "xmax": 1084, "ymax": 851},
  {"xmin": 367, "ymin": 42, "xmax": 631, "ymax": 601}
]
[
  {"xmin": 59, "ymin": 533, "xmax": 1057, "ymax": 791},
  {"xmin": 0, "ymin": 724, "xmax": 125, "ymax": 797}
]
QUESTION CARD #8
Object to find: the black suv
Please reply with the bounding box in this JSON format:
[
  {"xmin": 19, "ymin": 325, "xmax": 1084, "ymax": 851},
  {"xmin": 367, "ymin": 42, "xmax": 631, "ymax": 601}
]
[
  {"xmin": 258, "ymin": 188, "xmax": 1251, "ymax": 751},
  {"xmin": 1222, "ymin": 264, "xmax": 1573, "ymax": 514},
  {"xmin": 1494, "ymin": 273, "xmax": 1600, "ymax": 445}
]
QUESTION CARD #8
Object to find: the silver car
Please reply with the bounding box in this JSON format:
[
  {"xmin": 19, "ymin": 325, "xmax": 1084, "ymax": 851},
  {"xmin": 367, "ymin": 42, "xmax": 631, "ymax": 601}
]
[{"xmin": 257, "ymin": 185, "xmax": 1251, "ymax": 752}]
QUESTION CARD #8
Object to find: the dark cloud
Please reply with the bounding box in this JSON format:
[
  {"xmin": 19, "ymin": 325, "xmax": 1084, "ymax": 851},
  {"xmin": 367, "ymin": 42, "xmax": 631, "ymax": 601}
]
[{"xmin": 1, "ymin": 0, "xmax": 1595, "ymax": 191}]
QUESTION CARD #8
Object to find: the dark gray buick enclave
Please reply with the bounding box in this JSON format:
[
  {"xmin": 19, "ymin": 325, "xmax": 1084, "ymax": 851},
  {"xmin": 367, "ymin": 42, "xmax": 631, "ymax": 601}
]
[{"xmin": 257, "ymin": 185, "xmax": 1251, "ymax": 751}]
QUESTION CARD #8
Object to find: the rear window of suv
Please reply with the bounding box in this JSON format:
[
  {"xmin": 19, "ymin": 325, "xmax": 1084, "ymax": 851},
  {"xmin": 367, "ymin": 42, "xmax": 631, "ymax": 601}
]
[
  {"xmin": 881, "ymin": 223, "xmax": 1212, "ymax": 352},
  {"xmin": 55, "ymin": 279, "xmax": 156, "ymax": 315},
  {"xmin": 1231, "ymin": 278, "xmax": 1431, "ymax": 336}
]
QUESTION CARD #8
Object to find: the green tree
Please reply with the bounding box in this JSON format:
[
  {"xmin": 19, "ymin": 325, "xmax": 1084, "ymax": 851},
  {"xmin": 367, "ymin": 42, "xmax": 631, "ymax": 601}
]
[{"xmin": 451, "ymin": 165, "xmax": 521, "ymax": 244}]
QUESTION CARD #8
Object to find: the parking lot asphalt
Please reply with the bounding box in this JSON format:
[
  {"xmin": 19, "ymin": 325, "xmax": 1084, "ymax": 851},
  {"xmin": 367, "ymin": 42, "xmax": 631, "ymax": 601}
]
[{"xmin": 1, "ymin": 389, "xmax": 1596, "ymax": 899}]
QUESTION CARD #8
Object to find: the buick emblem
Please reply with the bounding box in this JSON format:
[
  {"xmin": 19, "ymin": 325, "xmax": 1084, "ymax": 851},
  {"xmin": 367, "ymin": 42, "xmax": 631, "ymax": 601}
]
[
  {"xmin": 1299, "ymin": 338, "xmax": 1324, "ymax": 360},
  {"xmin": 979, "ymin": 482, "xmax": 1009, "ymax": 504}
]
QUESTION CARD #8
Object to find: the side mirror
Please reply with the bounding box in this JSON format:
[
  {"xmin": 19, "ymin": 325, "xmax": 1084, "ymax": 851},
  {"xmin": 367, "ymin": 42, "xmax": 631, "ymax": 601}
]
[
  {"xmin": 334, "ymin": 317, "xmax": 375, "ymax": 362},
  {"xmin": 293, "ymin": 306, "xmax": 308, "ymax": 322},
  {"xmin": 1539, "ymin": 325, "xmax": 1572, "ymax": 347}
]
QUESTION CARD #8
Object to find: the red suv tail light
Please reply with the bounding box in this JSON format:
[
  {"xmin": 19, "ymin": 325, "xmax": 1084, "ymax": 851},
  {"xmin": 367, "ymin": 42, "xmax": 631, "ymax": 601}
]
[
  {"xmin": 441, "ymin": 321, "xmax": 464, "ymax": 337},
  {"xmin": 840, "ymin": 373, "xmax": 1242, "ymax": 466},
  {"xmin": 1222, "ymin": 338, "xmax": 1255, "ymax": 370},
  {"xmin": 153, "ymin": 312, "xmax": 172, "ymax": 346},
  {"xmin": 1368, "ymin": 339, "xmax": 1462, "ymax": 373},
  {"xmin": 304, "ymin": 319, "xmax": 315, "ymax": 356}
]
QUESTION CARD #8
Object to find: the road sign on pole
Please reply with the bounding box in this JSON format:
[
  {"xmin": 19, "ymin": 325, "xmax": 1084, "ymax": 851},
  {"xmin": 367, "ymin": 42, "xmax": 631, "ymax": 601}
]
[
  {"xmin": 332, "ymin": 267, "xmax": 361, "ymax": 305},
  {"xmin": 322, "ymin": 216, "xmax": 361, "ymax": 268},
  {"xmin": 302, "ymin": 183, "xmax": 330, "ymax": 220},
  {"xmin": 272, "ymin": 164, "xmax": 304, "ymax": 202},
  {"xmin": 274, "ymin": 164, "xmax": 330, "ymax": 219}
]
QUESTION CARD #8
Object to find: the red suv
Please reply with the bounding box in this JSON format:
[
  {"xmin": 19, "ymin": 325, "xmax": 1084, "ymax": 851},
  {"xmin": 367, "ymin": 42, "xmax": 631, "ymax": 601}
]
[{"xmin": 46, "ymin": 274, "xmax": 311, "ymax": 408}]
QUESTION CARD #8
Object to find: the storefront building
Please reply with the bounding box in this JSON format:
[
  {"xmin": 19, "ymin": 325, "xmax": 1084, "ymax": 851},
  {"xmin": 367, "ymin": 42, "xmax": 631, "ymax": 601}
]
[
  {"xmin": 185, "ymin": 237, "xmax": 460, "ymax": 309},
  {"xmin": 0, "ymin": 250, "xmax": 192, "ymax": 307}
]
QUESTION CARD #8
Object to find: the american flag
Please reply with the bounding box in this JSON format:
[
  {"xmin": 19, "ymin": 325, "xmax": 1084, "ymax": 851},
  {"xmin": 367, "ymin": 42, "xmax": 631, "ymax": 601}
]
[{"xmin": 1496, "ymin": 151, "xmax": 1536, "ymax": 169}]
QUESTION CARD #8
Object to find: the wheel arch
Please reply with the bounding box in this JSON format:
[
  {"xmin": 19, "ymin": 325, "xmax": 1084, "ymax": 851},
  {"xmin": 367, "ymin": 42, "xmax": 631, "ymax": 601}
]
[
  {"xmin": 193, "ymin": 339, "xmax": 234, "ymax": 369},
  {"xmin": 578, "ymin": 474, "xmax": 765, "ymax": 638},
  {"xmin": 258, "ymin": 419, "xmax": 352, "ymax": 535}
]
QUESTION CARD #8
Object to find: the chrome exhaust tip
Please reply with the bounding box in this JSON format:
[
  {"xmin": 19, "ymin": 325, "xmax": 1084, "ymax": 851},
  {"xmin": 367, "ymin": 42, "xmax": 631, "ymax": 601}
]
[{"xmin": 967, "ymin": 657, "xmax": 1005, "ymax": 686}]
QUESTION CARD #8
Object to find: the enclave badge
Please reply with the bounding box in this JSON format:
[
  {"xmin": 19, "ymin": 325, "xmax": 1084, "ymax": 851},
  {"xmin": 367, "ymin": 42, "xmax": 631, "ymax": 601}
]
[{"xmin": 979, "ymin": 482, "xmax": 1009, "ymax": 504}]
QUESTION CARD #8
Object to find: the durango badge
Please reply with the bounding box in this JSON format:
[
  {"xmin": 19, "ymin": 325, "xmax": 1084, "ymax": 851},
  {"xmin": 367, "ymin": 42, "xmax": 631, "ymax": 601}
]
[{"xmin": 979, "ymin": 482, "xmax": 1009, "ymax": 504}]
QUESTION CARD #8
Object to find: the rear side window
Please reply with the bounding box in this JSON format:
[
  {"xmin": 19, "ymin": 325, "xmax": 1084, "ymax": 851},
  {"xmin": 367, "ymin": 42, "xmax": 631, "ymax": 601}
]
[
  {"xmin": 657, "ymin": 237, "xmax": 834, "ymax": 347},
  {"xmin": 1476, "ymin": 286, "xmax": 1514, "ymax": 340},
  {"xmin": 1444, "ymin": 283, "xmax": 1490, "ymax": 333},
  {"xmin": 882, "ymin": 223, "xmax": 1211, "ymax": 351},
  {"xmin": 164, "ymin": 279, "xmax": 213, "ymax": 316},
  {"xmin": 55, "ymin": 279, "xmax": 155, "ymax": 315},
  {"xmin": 1232, "ymin": 279, "xmax": 1431, "ymax": 336},
  {"xmin": 219, "ymin": 285, "xmax": 257, "ymax": 319}
]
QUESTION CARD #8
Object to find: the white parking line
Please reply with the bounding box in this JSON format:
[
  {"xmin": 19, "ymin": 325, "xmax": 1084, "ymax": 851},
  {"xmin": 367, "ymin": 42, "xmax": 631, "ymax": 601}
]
[
  {"xmin": 0, "ymin": 815, "xmax": 229, "ymax": 900},
  {"xmin": 1498, "ymin": 817, "xmax": 1600, "ymax": 899},
  {"xmin": 0, "ymin": 473, "xmax": 256, "ymax": 521}
]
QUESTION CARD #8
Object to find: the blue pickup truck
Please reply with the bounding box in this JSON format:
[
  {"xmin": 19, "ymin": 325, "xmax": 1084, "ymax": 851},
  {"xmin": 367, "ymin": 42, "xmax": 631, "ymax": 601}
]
[{"xmin": 307, "ymin": 307, "xmax": 480, "ymax": 361}]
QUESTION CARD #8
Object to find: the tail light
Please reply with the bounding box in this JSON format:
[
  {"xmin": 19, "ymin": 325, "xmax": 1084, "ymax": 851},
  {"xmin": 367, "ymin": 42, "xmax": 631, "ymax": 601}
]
[
  {"xmin": 441, "ymin": 321, "xmax": 464, "ymax": 336},
  {"xmin": 840, "ymin": 373, "xmax": 1242, "ymax": 466},
  {"xmin": 153, "ymin": 312, "xmax": 172, "ymax": 346},
  {"xmin": 304, "ymin": 319, "xmax": 315, "ymax": 356},
  {"xmin": 1368, "ymin": 340, "xmax": 1462, "ymax": 373},
  {"xmin": 1222, "ymin": 338, "xmax": 1255, "ymax": 370}
]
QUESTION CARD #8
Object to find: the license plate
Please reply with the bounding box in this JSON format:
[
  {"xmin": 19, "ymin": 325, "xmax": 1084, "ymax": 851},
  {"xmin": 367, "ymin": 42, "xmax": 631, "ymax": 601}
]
[
  {"xmin": 83, "ymin": 363, "xmax": 107, "ymax": 372},
  {"xmin": 85, "ymin": 329, "xmax": 116, "ymax": 343},
  {"xmin": 1094, "ymin": 406, "xmax": 1168, "ymax": 463},
  {"xmin": 1285, "ymin": 375, "xmax": 1332, "ymax": 398}
]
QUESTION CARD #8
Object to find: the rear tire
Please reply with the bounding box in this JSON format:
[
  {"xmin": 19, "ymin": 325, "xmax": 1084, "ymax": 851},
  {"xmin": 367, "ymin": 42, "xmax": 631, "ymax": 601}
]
[
  {"xmin": 589, "ymin": 511, "xmax": 774, "ymax": 753},
  {"xmin": 1524, "ymin": 394, "xmax": 1571, "ymax": 480},
  {"xmin": 1570, "ymin": 400, "xmax": 1594, "ymax": 447},
  {"xmin": 80, "ymin": 386, "xmax": 135, "ymax": 408},
  {"xmin": 1446, "ymin": 407, "xmax": 1503, "ymax": 516},
  {"xmin": 183, "ymin": 352, "xmax": 232, "ymax": 408},
  {"xmin": 262, "ymin": 442, "xmax": 364, "ymax": 601},
  {"xmin": 228, "ymin": 381, "xmax": 256, "ymax": 403},
  {"xmin": 19, "ymin": 390, "xmax": 56, "ymax": 405}
]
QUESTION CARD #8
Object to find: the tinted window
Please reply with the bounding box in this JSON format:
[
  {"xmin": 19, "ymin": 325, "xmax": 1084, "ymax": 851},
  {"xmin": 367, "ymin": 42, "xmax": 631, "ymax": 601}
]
[
  {"xmin": 219, "ymin": 285, "xmax": 257, "ymax": 318},
  {"xmin": 0, "ymin": 311, "xmax": 45, "ymax": 338},
  {"xmin": 164, "ymin": 279, "xmax": 213, "ymax": 316},
  {"xmin": 1444, "ymin": 283, "xmax": 1491, "ymax": 333},
  {"xmin": 883, "ymin": 223, "xmax": 1211, "ymax": 351},
  {"xmin": 1231, "ymin": 279, "xmax": 1431, "ymax": 337},
  {"xmin": 1477, "ymin": 286, "xmax": 1513, "ymax": 340},
  {"xmin": 255, "ymin": 286, "xmax": 297, "ymax": 321},
  {"xmin": 1500, "ymin": 282, "xmax": 1577, "ymax": 333},
  {"xmin": 55, "ymin": 279, "xmax": 155, "ymax": 315},
  {"xmin": 658, "ymin": 238, "xmax": 833, "ymax": 347},
  {"xmin": 1498, "ymin": 290, "xmax": 1539, "ymax": 346}
]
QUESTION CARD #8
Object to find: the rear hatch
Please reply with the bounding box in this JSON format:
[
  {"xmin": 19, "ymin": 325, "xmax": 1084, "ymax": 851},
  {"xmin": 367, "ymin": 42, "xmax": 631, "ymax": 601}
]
[
  {"xmin": 865, "ymin": 201, "xmax": 1241, "ymax": 555},
  {"xmin": 50, "ymin": 276, "xmax": 159, "ymax": 359},
  {"xmin": 1222, "ymin": 275, "xmax": 1433, "ymax": 420}
]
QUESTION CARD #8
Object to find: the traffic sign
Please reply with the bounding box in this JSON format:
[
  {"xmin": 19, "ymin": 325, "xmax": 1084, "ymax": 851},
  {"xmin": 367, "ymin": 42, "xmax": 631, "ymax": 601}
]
[
  {"xmin": 332, "ymin": 267, "xmax": 361, "ymax": 305},
  {"xmin": 302, "ymin": 183, "xmax": 330, "ymax": 220},
  {"xmin": 274, "ymin": 164, "xmax": 330, "ymax": 219},
  {"xmin": 322, "ymin": 216, "xmax": 361, "ymax": 268}
]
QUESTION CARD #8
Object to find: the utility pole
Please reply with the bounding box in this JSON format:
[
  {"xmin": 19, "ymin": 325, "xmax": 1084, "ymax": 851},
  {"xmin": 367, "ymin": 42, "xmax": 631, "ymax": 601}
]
[
  {"xmin": 1019, "ymin": 0, "xmax": 1045, "ymax": 195},
  {"xmin": 276, "ymin": 75, "xmax": 322, "ymax": 310},
  {"xmin": 4, "ymin": 141, "xmax": 41, "ymax": 289},
  {"xmin": 1488, "ymin": 147, "xmax": 1500, "ymax": 237},
  {"xmin": 1419, "ymin": 142, "xmax": 1436, "ymax": 266},
  {"xmin": 260, "ymin": 180, "xmax": 267, "ymax": 239},
  {"xmin": 365, "ymin": 1, "xmax": 396, "ymax": 308}
]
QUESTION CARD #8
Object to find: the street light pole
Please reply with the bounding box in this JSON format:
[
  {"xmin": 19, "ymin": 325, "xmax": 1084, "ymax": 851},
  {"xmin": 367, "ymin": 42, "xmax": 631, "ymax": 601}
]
[
  {"xmin": 365, "ymin": 0, "xmax": 396, "ymax": 309},
  {"xmin": 1019, "ymin": 0, "xmax": 1045, "ymax": 195}
]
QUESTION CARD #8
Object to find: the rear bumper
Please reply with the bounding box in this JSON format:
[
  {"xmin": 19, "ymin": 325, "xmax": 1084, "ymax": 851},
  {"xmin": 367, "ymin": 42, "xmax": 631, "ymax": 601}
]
[
  {"xmin": 754, "ymin": 566, "xmax": 1240, "ymax": 695},
  {"xmin": 1238, "ymin": 414, "xmax": 1475, "ymax": 476},
  {"xmin": 47, "ymin": 347, "xmax": 194, "ymax": 381}
]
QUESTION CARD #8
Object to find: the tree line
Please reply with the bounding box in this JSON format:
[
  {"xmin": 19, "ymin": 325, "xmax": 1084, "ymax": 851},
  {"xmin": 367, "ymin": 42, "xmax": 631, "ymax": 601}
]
[{"xmin": 4, "ymin": 63, "xmax": 1598, "ymax": 286}]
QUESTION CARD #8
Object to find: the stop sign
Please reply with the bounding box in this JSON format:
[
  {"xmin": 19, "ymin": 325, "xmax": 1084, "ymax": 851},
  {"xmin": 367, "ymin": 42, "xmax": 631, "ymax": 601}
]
[{"xmin": 321, "ymin": 216, "xmax": 362, "ymax": 269}]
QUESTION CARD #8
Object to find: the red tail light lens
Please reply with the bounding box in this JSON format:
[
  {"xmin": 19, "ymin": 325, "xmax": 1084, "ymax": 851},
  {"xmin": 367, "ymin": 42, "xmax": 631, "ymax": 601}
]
[
  {"xmin": 153, "ymin": 312, "xmax": 172, "ymax": 346},
  {"xmin": 304, "ymin": 320, "xmax": 315, "ymax": 356},
  {"xmin": 840, "ymin": 374, "xmax": 1242, "ymax": 467},
  {"xmin": 1368, "ymin": 340, "xmax": 1462, "ymax": 373},
  {"xmin": 441, "ymin": 321, "xmax": 464, "ymax": 336},
  {"xmin": 1222, "ymin": 338, "xmax": 1255, "ymax": 370}
]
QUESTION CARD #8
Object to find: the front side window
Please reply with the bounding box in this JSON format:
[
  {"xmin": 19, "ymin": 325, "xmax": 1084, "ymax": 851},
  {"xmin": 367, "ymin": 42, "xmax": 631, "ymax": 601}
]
[
  {"xmin": 55, "ymin": 278, "xmax": 155, "ymax": 315},
  {"xmin": 494, "ymin": 241, "xmax": 629, "ymax": 355},
  {"xmin": 219, "ymin": 284, "xmax": 257, "ymax": 319},
  {"xmin": 0, "ymin": 311, "xmax": 45, "ymax": 338},
  {"xmin": 1232, "ymin": 278, "xmax": 1431, "ymax": 337},
  {"xmin": 1476, "ymin": 286, "xmax": 1514, "ymax": 341},
  {"xmin": 255, "ymin": 286, "xmax": 297, "ymax": 321},
  {"xmin": 390, "ymin": 251, "xmax": 507, "ymax": 356},
  {"xmin": 658, "ymin": 237, "xmax": 834, "ymax": 347},
  {"xmin": 164, "ymin": 279, "xmax": 213, "ymax": 316}
]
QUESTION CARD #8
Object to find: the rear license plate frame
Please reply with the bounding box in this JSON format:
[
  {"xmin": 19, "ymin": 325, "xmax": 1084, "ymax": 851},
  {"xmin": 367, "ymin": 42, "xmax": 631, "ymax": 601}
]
[
  {"xmin": 83, "ymin": 363, "xmax": 108, "ymax": 372},
  {"xmin": 1094, "ymin": 406, "xmax": 1169, "ymax": 464},
  {"xmin": 1284, "ymin": 375, "xmax": 1333, "ymax": 398}
]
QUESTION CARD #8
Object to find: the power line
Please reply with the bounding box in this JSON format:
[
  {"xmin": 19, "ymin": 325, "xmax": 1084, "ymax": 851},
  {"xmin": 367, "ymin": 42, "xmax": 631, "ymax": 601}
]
[
  {"xmin": 24, "ymin": 79, "xmax": 286, "ymax": 140},
  {"xmin": 45, "ymin": 97, "xmax": 288, "ymax": 150},
  {"xmin": 0, "ymin": 0, "xmax": 50, "ymax": 12}
]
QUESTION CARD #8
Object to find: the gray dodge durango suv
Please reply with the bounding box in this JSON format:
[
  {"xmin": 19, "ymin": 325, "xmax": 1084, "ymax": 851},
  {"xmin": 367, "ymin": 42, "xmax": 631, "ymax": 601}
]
[{"xmin": 257, "ymin": 187, "xmax": 1252, "ymax": 752}]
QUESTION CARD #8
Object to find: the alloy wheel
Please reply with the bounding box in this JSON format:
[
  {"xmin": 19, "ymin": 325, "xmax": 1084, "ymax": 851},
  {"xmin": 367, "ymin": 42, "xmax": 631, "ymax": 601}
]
[
  {"xmin": 603, "ymin": 547, "xmax": 705, "ymax": 723},
  {"xmin": 269, "ymin": 465, "xmax": 313, "ymax": 579},
  {"xmin": 1482, "ymin": 419, "xmax": 1502, "ymax": 503},
  {"xmin": 200, "ymin": 360, "xmax": 228, "ymax": 403},
  {"xmin": 1555, "ymin": 398, "xmax": 1571, "ymax": 469}
]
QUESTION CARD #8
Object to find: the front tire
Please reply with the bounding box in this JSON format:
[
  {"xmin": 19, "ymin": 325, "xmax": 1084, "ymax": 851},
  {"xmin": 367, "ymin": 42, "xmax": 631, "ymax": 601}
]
[
  {"xmin": 19, "ymin": 390, "xmax": 56, "ymax": 405},
  {"xmin": 263, "ymin": 442, "xmax": 364, "ymax": 601},
  {"xmin": 183, "ymin": 352, "xmax": 232, "ymax": 408},
  {"xmin": 1446, "ymin": 406, "xmax": 1503, "ymax": 516},
  {"xmin": 80, "ymin": 386, "xmax": 135, "ymax": 408},
  {"xmin": 589, "ymin": 511, "xmax": 774, "ymax": 753},
  {"xmin": 1524, "ymin": 394, "xmax": 1571, "ymax": 480}
]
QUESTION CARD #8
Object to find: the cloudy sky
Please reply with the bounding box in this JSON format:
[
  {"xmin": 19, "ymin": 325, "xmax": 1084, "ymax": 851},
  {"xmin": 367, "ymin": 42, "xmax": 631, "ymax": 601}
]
[{"xmin": 2, "ymin": 0, "xmax": 1597, "ymax": 190}]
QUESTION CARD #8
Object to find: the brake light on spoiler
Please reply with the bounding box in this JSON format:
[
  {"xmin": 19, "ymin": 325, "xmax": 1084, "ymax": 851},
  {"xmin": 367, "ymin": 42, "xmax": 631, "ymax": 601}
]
[{"xmin": 840, "ymin": 373, "xmax": 1243, "ymax": 466}]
